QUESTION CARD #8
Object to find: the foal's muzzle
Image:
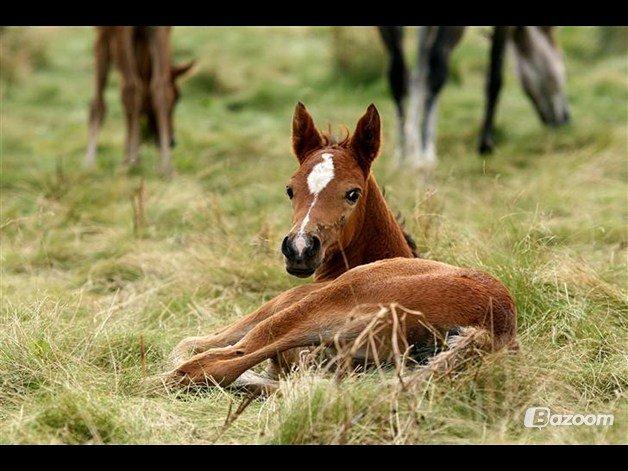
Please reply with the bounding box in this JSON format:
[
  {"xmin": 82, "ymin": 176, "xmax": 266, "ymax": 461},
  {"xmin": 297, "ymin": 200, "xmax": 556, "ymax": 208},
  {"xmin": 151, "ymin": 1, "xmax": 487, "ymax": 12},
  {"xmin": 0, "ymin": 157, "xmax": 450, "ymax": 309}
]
[{"xmin": 281, "ymin": 233, "xmax": 321, "ymax": 278}]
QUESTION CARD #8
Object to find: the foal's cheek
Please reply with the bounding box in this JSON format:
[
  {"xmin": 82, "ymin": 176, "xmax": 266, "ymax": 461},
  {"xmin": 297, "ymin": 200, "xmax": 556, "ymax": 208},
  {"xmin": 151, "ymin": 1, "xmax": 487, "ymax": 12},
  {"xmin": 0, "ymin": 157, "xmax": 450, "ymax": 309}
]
[{"xmin": 335, "ymin": 212, "xmax": 357, "ymax": 248}]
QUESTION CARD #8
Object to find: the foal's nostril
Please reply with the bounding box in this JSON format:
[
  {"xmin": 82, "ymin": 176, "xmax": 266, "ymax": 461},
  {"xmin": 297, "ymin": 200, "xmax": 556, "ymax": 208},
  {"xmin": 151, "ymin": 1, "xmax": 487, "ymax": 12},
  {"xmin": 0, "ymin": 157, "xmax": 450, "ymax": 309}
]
[
  {"xmin": 305, "ymin": 235, "xmax": 321, "ymax": 259},
  {"xmin": 281, "ymin": 236, "xmax": 295, "ymax": 260}
]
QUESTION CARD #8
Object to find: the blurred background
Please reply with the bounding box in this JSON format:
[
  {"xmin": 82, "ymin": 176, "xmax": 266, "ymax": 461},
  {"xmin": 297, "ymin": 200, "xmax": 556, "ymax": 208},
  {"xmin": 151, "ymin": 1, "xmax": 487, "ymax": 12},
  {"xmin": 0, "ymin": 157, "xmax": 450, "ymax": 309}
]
[{"xmin": 0, "ymin": 27, "xmax": 626, "ymax": 444}]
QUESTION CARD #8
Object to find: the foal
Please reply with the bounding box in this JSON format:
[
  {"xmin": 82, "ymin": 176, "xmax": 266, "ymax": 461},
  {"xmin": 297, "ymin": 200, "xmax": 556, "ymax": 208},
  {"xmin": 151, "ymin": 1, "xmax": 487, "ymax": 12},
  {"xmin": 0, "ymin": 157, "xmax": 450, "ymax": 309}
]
[
  {"xmin": 379, "ymin": 26, "xmax": 570, "ymax": 169},
  {"xmin": 85, "ymin": 27, "xmax": 194, "ymax": 175},
  {"xmin": 166, "ymin": 104, "xmax": 517, "ymax": 390}
]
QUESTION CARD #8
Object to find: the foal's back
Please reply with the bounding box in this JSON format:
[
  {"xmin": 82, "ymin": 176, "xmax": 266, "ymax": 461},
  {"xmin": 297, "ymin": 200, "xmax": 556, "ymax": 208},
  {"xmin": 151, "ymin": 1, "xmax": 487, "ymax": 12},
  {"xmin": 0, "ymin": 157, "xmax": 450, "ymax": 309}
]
[{"xmin": 326, "ymin": 257, "xmax": 518, "ymax": 349}]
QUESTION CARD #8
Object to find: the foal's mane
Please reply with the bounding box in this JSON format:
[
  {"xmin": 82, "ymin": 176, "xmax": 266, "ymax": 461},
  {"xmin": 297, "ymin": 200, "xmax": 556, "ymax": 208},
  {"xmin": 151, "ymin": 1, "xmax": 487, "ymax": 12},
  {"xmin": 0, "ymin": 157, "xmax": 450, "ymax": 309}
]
[
  {"xmin": 320, "ymin": 124, "xmax": 351, "ymax": 148},
  {"xmin": 319, "ymin": 124, "xmax": 419, "ymax": 259}
]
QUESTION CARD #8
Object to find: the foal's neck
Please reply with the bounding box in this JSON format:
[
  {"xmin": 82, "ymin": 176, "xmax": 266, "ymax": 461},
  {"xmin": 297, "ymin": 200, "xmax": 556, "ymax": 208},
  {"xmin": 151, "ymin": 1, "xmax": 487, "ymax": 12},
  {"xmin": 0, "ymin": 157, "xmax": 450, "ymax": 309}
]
[{"xmin": 314, "ymin": 174, "xmax": 415, "ymax": 282}]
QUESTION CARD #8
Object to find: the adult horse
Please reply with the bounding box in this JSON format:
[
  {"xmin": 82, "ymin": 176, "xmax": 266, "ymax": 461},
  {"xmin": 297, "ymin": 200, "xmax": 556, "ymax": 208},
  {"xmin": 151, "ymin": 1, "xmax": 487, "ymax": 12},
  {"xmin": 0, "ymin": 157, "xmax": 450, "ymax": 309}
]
[
  {"xmin": 165, "ymin": 103, "xmax": 518, "ymax": 393},
  {"xmin": 379, "ymin": 26, "xmax": 571, "ymax": 169}
]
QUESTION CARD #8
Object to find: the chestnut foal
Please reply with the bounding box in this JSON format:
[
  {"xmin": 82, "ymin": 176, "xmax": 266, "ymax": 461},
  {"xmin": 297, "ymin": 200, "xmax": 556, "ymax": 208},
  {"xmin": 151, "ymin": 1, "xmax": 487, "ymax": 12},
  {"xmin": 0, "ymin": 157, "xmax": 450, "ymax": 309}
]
[{"xmin": 166, "ymin": 103, "xmax": 517, "ymax": 391}]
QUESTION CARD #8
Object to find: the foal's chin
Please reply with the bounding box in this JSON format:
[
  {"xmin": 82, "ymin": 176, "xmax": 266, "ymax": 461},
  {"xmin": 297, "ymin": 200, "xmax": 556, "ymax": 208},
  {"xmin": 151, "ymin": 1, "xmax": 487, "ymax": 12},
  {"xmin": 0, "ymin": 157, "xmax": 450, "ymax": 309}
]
[{"xmin": 285, "ymin": 265, "xmax": 317, "ymax": 278}]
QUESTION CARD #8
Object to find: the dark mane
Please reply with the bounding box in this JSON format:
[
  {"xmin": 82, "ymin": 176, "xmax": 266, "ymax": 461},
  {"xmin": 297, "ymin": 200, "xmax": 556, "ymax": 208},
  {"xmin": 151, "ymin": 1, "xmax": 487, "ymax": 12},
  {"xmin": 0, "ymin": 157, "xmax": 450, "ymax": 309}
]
[{"xmin": 396, "ymin": 214, "xmax": 419, "ymax": 258}]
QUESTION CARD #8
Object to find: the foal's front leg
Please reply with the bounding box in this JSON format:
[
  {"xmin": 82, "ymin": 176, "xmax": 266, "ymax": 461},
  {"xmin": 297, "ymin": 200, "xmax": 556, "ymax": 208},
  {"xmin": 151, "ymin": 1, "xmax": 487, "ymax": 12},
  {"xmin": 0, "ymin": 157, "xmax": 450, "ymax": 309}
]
[
  {"xmin": 170, "ymin": 283, "xmax": 326, "ymax": 365},
  {"xmin": 165, "ymin": 285, "xmax": 375, "ymax": 387}
]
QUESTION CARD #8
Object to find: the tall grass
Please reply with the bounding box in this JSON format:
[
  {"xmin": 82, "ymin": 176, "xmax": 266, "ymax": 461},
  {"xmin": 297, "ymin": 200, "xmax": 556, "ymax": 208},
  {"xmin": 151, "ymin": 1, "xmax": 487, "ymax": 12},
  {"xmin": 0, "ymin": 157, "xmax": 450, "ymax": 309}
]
[{"xmin": 1, "ymin": 26, "xmax": 626, "ymax": 444}]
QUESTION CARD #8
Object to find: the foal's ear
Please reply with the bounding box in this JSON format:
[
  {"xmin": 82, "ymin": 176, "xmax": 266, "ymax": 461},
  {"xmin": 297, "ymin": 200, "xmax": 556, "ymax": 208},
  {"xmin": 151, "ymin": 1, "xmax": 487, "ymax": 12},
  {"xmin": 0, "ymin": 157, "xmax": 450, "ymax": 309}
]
[
  {"xmin": 292, "ymin": 102, "xmax": 323, "ymax": 163},
  {"xmin": 350, "ymin": 104, "xmax": 381, "ymax": 174},
  {"xmin": 171, "ymin": 60, "xmax": 196, "ymax": 80}
]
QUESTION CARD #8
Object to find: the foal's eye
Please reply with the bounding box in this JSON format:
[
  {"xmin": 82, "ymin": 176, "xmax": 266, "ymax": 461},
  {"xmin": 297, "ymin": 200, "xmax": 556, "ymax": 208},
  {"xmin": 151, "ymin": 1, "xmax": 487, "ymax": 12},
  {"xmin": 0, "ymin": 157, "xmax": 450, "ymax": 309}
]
[
  {"xmin": 286, "ymin": 186, "xmax": 294, "ymax": 199},
  {"xmin": 345, "ymin": 188, "xmax": 361, "ymax": 204}
]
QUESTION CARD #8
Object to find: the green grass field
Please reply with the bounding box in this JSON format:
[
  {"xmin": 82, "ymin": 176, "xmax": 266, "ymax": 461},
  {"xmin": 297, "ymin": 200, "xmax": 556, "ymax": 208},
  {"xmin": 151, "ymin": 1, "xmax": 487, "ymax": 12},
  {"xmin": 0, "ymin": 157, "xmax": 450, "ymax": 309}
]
[{"xmin": 1, "ymin": 26, "xmax": 626, "ymax": 444}]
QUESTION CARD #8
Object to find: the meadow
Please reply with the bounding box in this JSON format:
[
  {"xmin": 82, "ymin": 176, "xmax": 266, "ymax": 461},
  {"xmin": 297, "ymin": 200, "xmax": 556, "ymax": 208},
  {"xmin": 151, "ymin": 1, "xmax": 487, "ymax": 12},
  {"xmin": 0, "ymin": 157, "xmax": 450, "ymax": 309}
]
[{"xmin": 1, "ymin": 26, "xmax": 626, "ymax": 444}]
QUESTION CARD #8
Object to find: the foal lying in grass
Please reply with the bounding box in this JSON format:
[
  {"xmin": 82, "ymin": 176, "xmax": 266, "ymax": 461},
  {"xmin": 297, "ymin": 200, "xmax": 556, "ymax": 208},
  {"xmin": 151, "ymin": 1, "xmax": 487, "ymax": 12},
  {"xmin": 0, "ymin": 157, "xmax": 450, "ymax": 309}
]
[{"xmin": 165, "ymin": 103, "xmax": 518, "ymax": 392}]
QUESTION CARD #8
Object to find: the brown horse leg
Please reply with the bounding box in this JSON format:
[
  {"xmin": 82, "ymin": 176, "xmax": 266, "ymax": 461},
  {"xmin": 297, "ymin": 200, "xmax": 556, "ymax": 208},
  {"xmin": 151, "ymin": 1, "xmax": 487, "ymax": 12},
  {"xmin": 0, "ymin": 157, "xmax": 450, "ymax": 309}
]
[
  {"xmin": 170, "ymin": 283, "xmax": 326, "ymax": 366},
  {"xmin": 147, "ymin": 27, "xmax": 174, "ymax": 177},
  {"xmin": 116, "ymin": 28, "xmax": 143, "ymax": 167},
  {"xmin": 85, "ymin": 28, "xmax": 111, "ymax": 168}
]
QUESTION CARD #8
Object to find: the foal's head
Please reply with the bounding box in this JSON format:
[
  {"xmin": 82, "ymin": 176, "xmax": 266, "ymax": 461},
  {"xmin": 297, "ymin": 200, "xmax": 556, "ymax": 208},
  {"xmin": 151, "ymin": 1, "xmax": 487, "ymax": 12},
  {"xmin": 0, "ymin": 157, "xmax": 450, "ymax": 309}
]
[
  {"xmin": 512, "ymin": 26, "xmax": 570, "ymax": 126},
  {"xmin": 281, "ymin": 103, "xmax": 381, "ymax": 278}
]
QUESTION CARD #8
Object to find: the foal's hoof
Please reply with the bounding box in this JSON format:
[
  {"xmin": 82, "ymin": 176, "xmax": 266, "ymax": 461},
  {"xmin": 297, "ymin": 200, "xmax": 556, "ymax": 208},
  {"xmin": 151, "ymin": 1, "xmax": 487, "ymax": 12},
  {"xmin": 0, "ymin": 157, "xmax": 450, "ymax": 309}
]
[
  {"xmin": 157, "ymin": 369, "xmax": 189, "ymax": 389},
  {"xmin": 169, "ymin": 337, "xmax": 209, "ymax": 367},
  {"xmin": 169, "ymin": 340, "xmax": 193, "ymax": 367},
  {"xmin": 157, "ymin": 367, "xmax": 210, "ymax": 391}
]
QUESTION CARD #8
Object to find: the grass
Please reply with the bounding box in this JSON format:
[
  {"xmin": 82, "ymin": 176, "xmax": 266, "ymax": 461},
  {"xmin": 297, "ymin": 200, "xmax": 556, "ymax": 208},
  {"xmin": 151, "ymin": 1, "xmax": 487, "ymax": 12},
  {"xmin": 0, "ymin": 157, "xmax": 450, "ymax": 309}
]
[{"xmin": 1, "ymin": 26, "xmax": 626, "ymax": 444}]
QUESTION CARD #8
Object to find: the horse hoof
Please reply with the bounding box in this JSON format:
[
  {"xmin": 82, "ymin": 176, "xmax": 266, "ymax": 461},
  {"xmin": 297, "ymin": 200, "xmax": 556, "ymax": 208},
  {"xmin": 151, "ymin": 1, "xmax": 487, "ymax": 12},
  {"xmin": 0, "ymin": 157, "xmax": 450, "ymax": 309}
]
[
  {"xmin": 478, "ymin": 137, "xmax": 494, "ymax": 155},
  {"xmin": 83, "ymin": 157, "xmax": 97, "ymax": 170},
  {"xmin": 152, "ymin": 369, "xmax": 191, "ymax": 391},
  {"xmin": 479, "ymin": 143, "xmax": 494, "ymax": 155}
]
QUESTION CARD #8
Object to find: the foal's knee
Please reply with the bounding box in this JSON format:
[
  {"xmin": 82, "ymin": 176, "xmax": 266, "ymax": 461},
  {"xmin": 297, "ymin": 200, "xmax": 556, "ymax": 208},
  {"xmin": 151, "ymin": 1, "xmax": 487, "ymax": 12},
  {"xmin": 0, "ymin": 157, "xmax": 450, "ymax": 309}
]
[{"xmin": 121, "ymin": 79, "xmax": 142, "ymax": 111}]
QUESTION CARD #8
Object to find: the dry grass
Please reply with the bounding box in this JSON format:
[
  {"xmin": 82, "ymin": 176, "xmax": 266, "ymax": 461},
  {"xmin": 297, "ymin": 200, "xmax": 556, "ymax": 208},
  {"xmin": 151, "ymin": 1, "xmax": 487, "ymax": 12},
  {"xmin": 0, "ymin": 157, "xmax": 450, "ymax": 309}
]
[{"xmin": 1, "ymin": 26, "xmax": 626, "ymax": 444}]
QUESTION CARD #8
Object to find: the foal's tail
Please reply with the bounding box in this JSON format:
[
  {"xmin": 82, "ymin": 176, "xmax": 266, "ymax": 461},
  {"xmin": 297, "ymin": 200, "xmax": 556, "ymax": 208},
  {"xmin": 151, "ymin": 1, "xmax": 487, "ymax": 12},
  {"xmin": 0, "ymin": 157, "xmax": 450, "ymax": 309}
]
[{"xmin": 402, "ymin": 326, "xmax": 518, "ymax": 388}]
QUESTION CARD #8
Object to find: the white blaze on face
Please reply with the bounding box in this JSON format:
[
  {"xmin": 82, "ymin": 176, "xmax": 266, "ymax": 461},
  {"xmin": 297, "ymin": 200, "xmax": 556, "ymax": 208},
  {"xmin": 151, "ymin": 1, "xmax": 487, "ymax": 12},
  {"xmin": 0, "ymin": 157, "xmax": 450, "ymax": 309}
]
[
  {"xmin": 307, "ymin": 153, "xmax": 335, "ymax": 193},
  {"xmin": 294, "ymin": 153, "xmax": 335, "ymax": 255}
]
